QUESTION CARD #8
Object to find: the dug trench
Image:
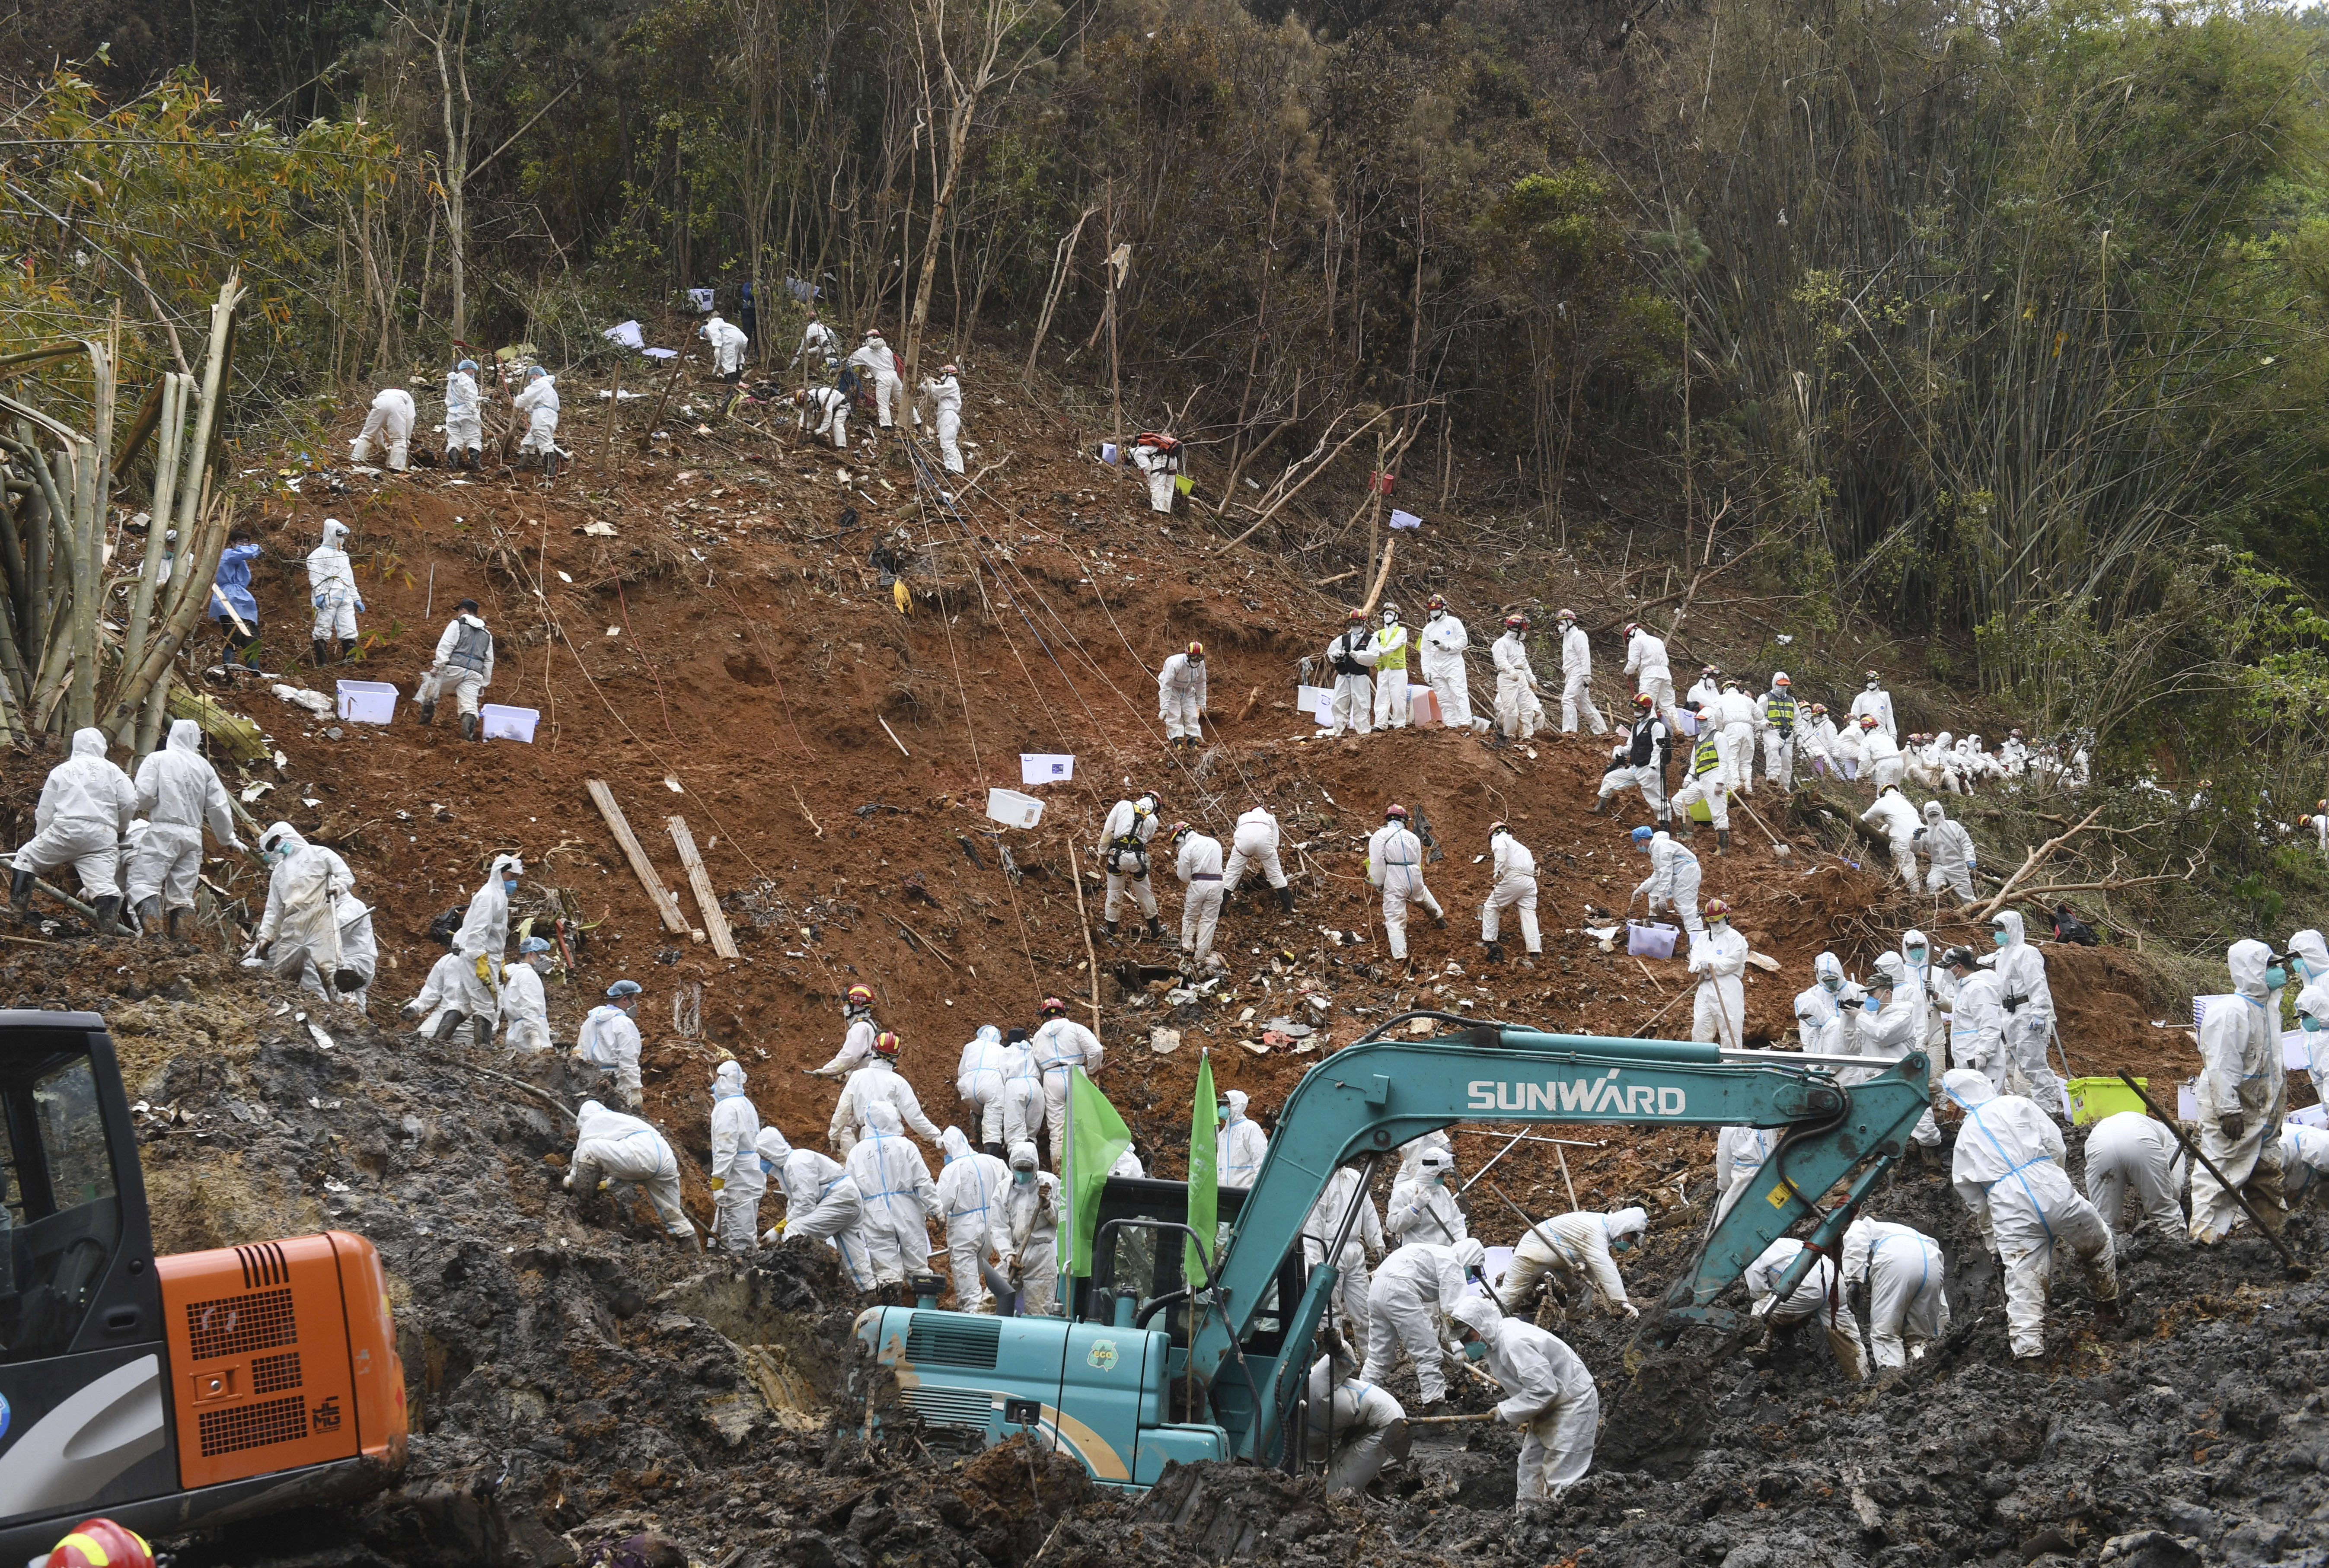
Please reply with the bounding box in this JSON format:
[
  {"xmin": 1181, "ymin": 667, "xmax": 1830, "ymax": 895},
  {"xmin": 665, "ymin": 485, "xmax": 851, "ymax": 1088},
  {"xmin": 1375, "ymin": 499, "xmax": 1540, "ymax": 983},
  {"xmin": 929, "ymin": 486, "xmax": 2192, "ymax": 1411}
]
[{"xmin": 2, "ymin": 402, "xmax": 2316, "ymax": 1564}]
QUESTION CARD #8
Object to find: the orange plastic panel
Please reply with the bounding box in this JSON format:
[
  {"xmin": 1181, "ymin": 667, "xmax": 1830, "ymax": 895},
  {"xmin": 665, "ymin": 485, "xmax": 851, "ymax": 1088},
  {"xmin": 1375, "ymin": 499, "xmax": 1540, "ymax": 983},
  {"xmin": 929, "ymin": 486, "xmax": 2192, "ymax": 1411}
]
[
  {"xmin": 326, "ymin": 1230, "xmax": 408, "ymax": 1466},
  {"xmin": 156, "ymin": 1237, "xmax": 360, "ymax": 1489}
]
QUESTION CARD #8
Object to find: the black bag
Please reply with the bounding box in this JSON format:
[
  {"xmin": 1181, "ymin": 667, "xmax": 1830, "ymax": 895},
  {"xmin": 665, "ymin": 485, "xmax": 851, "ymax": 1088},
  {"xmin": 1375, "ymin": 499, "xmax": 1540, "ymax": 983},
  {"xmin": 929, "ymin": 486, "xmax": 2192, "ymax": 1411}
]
[{"xmin": 428, "ymin": 904, "xmax": 468, "ymax": 948}]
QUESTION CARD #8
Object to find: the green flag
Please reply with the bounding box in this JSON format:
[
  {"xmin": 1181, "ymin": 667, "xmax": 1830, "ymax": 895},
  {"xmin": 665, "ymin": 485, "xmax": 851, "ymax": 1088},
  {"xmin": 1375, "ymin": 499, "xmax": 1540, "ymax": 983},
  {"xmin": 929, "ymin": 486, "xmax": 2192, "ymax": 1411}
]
[
  {"xmin": 1066, "ymin": 1067, "xmax": 1132, "ymax": 1278},
  {"xmin": 1186, "ymin": 1050, "xmax": 1219, "ymax": 1288}
]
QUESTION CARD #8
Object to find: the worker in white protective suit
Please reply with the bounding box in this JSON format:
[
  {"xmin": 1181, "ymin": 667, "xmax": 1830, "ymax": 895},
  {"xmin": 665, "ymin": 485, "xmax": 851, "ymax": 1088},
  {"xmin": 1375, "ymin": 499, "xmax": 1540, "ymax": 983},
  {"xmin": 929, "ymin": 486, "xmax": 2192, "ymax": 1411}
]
[
  {"xmin": 708, "ymin": 1060, "xmax": 766, "ymax": 1253},
  {"xmin": 1847, "ymin": 959, "xmax": 1942, "ymax": 1147},
  {"xmin": 1796, "ymin": 951, "xmax": 1847, "ymax": 1052},
  {"xmin": 791, "ymin": 311, "xmax": 840, "ymax": 371},
  {"xmin": 1917, "ymin": 801, "xmax": 1977, "ymax": 904},
  {"xmin": 1848, "ymin": 671, "xmax": 1896, "ymax": 739},
  {"xmin": 1712, "ymin": 1125, "xmax": 1778, "ymax": 1224},
  {"xmin": 500, "ymin": 936, "xmax": 554, "ymax": 1052},
  {"xmin": 1743, "ymin": 1237, "xmax": 1866, "ymax": 1380},
  {"xmin": 1174, "ymin": 820, "xmax": 1229, "ymax": 964},
  {"xmin": 831, "ymin": 1032, "xmax": 944, "ymax": 1155},
  {"xmin": 1030, "ymin": 997, "xmax": 1103, "ymax": 1170},
  {"xmin": 565, "ymin": 1100, "xmax": 698, "ymax": 1247},
  {"xmin": 795, "ymin": 385, "xmax": 850, "ymax": 449},
  {"xmin": 997, "ymin": 1027, "xmax": 1046, "ymax": 1155},
  {"xmin": 1688, "ymin": 899, "xmax": 1748, "ymax": 1050},
  {"xmin": 1446, "ymin": 1294, "xmax": 1599, "ymax": 1507},
  {"xmin": 1944, "ymin": 948, "xmax": 2008, "ymax": 1092},
  {"xmin": 429, "ymin": 854, "xmax": 520, "ymax": 1046},
  {"xmin": 1223, "ymin": 805, "xmax": 1292, "ymax": 915},
  {"xmin": 2189, "ymin": 939, "xmax": 2289, "ymax": 1244},
  {"xmin": 1801, "ymin": 703, "xmax": 1841, "ymax": 778},
  {"xmin": 512, "ymin": 366, "xmax": 563, "ymax": 473},
  {"xmin": 350, "ymin": 386, "xmax": 415, "ymax": 472},
  {"xmin": 1480, "ymin": 821, "xmax": 1541, "ymax": 961},
  {"xmin": 1685, "ymin": 665, "xmax": 1724, "ymax": 712},
  {"xmin": 249, "ymin": 822, "xmax": 376, "ymax": 1008},
  {"xmin": 847, "ymin": 331, "xmax": 908, "ymax": 430},
  {"xmin": 956, "ymin": 1024, "xmax": 1009, "ymax": 1155},
  {"xmin": 1621, "ymin": 621, "xmax": 1678, "ymax": 729},
  {"xmin": 1840, "ymin": 1217, "xmax": 1948, "ymax": 1373},
  {"xmin": 997, "ymin": 1141, "xmax": 1062, "ymax": 1315},
  {"xmin": 1491, "ymin": 615, "xmax": 1546, "ymax": 742},
  {"xmin": 935, "ymin": 1127, "xmax": 1009, "ymax": 1311},
  {"xmin": 306, "ymin": 518, "xmax": 364, "ymax": 666},
  {"xmin": 1630, "ymin": 825, "xmax": 1703, "ymax": 934},
  {"xmin": 1367, "ymin": 803, "xmax": 1445, "ymax": 962},
  {"xmin": 1943, "ymin": 1068, "xmax": 2118, "ymax": 1359},
  {"xmin": 1302, "ymin": 1333, "xmax": 1407, "ymax": 1495},
  {"xmin": 1325, "ymin": 610, "xmax": 1378, "ymax": 737},
  {"xmin": 760, "ymin": 1126, "xmax": 875, "ymax": 1289},
  {"xmin": 1554, "ymin": 609, "xmax": 1605, "ymax": 735},
  {"xmin": 572, "ymin": 979, "xmax": 646, "ymax": 1109},
  {"xmin": 1991, "ymin": 909, "xmax": 2069, "ymax": 1119},
  {"xmin": 1857, "ymin": 715, "xmax": 1905, "ymax": 790},
  {"xmin": 1385, "ymin": 1145, "xmax": 1467, "ymax": 1245},
  {"xmin": 1301, "ymin": 1164, "xmax": 1385, "ymax": 1328},
  {"xmin": 417, "ymin": 599, "xmax": 496, "ymax": 739},
  {"xmin": 1361, "ymin": 1237, "xmax": 1487, "ymax": 1408},
  {"xmin": 1754, "ymin": 673, "xmax": 1798, "ymax": 791},
  {"xmin": 1495, "ymin": 1206, "xmax": 1646, "ymax": 1319},
  {"xmin": 1860, "ymin": 786, "xmax": 1922, "ymax": 888},
  {"xmin": 1713, "ymin": 681, "xmax": 1758, "ymax": 794},
  {"xmin": 1900, "ymin": 930, "xmax": 1948, "ymax": 1084},
  {"xmin": 1219, "ymin": 1090, "xmax": 1269, "ymax": 1188},
  {"xmin": 1095, "ymin": 794, "xmax": 1166, "ymax": 941},
  {"xmin": 845, "ymin": 1101, "xmax": 939, "ymax": 1295},
  {"xmin": 922, "ymin": 363, "xmax": 967, "ymax": 462},
  {"xmin": 444, "ymin": 359, "xmax": 484, "ymax": 468},
  {"xmin": 1595, "ymin": 696, "xmax": 1673, "ymax": 824},
  {"xmin": 2293, "ymin": 929, "xmax": 2329, "ymax": 1103},
  {"xmin": 1418, "ymin": 595, "xmax": 1479, "ymax": 731},
  {"xmin": 1157, "ymin": 642, "xmax": 1207, "ymax": 747},
  {"xmin": 810, "ymin": 984, "xmax": 882, "ymax": 1078},
  {"xmin": 1667, "ymin": 720, "xmax": 1730, "ymax": 853},
  {"xmin": 700, "ymin": 313, "xmax": 749, "ymax": 380},
  {"xmin": 2083, "ymin": 1111, "xmax": 2187, "ymax": 1236},
  {"xmin": 126, "ymin": 719, "xmax": 239, "ymax": 940},
  {"xmin": 2277, "ymin": 1123, "xmax": 2329, "ymax": 1206},
  {"xmin": 401, "ymin": 951, "xmax": 474, "ymax": 1037},
  {"xmin": 1372, "ymin": 604, "xmax": 1412, "ymax": 731}
]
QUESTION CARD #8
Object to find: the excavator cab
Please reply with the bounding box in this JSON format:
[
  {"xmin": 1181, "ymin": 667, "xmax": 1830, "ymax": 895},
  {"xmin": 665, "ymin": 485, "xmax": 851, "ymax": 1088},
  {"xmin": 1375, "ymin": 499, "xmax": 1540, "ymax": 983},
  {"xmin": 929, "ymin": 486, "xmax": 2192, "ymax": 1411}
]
[{"xmin": 0, "ymin": 1013, "xmax": 405, "ymax": 1560}]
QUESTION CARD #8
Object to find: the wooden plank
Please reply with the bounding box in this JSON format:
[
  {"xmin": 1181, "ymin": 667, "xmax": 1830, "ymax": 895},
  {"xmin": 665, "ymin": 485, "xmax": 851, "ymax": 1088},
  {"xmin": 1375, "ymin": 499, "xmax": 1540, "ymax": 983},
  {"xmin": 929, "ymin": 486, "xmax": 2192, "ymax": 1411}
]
[
  {"xmin": 585, "ymin": 778, "xmax": 690, "ymax": 934},
  {"xmin": 666, "ymin": 814, "xmax": 739, "ymax": 959}
]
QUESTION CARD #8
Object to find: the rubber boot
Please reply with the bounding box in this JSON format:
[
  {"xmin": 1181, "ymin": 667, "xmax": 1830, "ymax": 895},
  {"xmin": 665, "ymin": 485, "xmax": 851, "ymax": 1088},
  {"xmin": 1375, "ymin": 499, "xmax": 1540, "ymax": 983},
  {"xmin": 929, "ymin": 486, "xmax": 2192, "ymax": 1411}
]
[
  {"xmin": 1432, "ymin": 913, "xmax": 1448, "ymax": 931},
  {"xmin": 340, "ymin": 641, "xmax": 357, "ymax": 664},
  {"xmin": 461, "ymin": 712, "xmax": 479, "ymax": 741},
  {"xmin": 1103, "ymin": 920, "xmax": 1120, "ymax": 939},
  {"xmin": 1718, "ymin": 829, "xmax": 1731, "ymax": 852},
  {"xmin": 312, "ymin": 638, "xmax": 332, "ymax": 668},
  {"xmin": 1145, "ymin": 917, "xmax": 1166, "ymax": 944},
  {"xmin": 1589, "ymin": 798, "xmax": 1607, "ymax": 816},
  {"xmin": 418, "ymin": 698, "xmax": 437, "ymax": 727},
  {"xmin": 93, "ymin": 895, "xmax": 122, "ymax": 936},
  {"xmin": 1483, "ymin": 940, "xmax": 1506, "ymax": 962},
  {"xmin": 432, "ymin": 1011, "xmax": 467, "ymax": 1042},
  {"xmin": 167, "ymin": 908, "xmax": 188, "ymax": 943},
  {"xmin": 134, "ymin": 895, "xmax": 162, "ymax": 937},
  {"xmin": 9, "ymin": 867, "xmax": 32, "ymax": 916},
  {"xmin": 1671, "ymin": 820, "xmax": 1693, "ymax": 838},
  {"xmin": 1278, "ymin": 885, "xmax": 1295, "ymax": 914}
]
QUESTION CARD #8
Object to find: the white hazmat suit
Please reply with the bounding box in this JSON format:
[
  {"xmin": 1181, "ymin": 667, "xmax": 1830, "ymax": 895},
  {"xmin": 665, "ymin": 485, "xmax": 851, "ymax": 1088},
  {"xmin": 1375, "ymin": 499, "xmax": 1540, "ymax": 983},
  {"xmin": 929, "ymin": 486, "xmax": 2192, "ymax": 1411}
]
[
  {"xmin": 1176, "ymin": 829, "xmax": 1226, "ymax": 967},
  {"xmin": 936, "ymin": 1128, "xmax": 1009, "ymax": 1310},
  {"xmin": 306, "ymin": 519, "xmax": 362, "ymax": 645},
  {"xmin": 14, "ymin": 729, "xmax": 135, "ymax": 903},
  {"xmin": 709, "ymin": 1061, "xmax": 766, "ymax": 1252},
  {"xmin": 1157, "ymin": 651, "xmax": 1207, "ymax": 743},
  {"xmin": 350, "ymin": 387, "xmax": 415, "ymax": 471},
  {"xmin": 1031, "ymin": 1014, "xmax": 1104, "ymax": 1169},
  {"xmin": 566, "ymin": 1100, "xmax": 696, "ymax": 1245},
  {"xmin": 921, "ymin": 372, "xmax": 964, "ymax": 472},
  {"xmin": 1301, "ymin": 1166, "xmax": 1385, "ymax": 1327},
  {"xmin": 1557, "ymin": 619, "xmax": 1605, "ymax": 734},
  {"xmin": 126, "ymin": 720, "xmax": 239, "ymax": 925},
  {"xmin": 1482, "ymin": 829, "xmax": 1541, "ymax": 956},
  {"xmin": 1219, "ymin": 1090, "xmax": 1269, "ymax": 1188},
  {"xmin": 1448, "ymin": 1294, "xmax": 1599, "ymax": 1504},
  {"xmin": 1491, "ymin": 628, "xmax": 1545, "ymax": 741},
  {"xmin": 1419, "ymin": 611, "xmax": 1477, "ymax": 730},
  {"xmin": 845, "ymin": 1102, "xmax": 939, "ymax": 1287},
  {"xmin": 2189, "ymin": 939, "xmax": 2288, "ymax": 1243},
  {"xmin": 1362, "ymin": 1239, "xmax": 1484, "ymax": 1405},
  {"xmin": 764, "ymin": 1128, "xmax": 874, "ymax": 1288},
  {"xmin": 1944, "ymin": 1069, "xmax": 2116, "ymax": 1358},
  {"xmin": 2082, "ymin": 1111, "xmax": 2186, "ymax": 1235},
  {"xmin": 1841, "ymin": 1217, "xmax": 1948, "ymax": 1370},
  {"xmin": 252, "ymin": 824, "xmax": 376, "ymax": 1009},
  {"xmin": 1689, "ymin": 920, "xmax": 1748, "ymax": 1050},
  {"xmin": 1367, "ymin": 817, "xmax": 1443, "ymax": 961}
]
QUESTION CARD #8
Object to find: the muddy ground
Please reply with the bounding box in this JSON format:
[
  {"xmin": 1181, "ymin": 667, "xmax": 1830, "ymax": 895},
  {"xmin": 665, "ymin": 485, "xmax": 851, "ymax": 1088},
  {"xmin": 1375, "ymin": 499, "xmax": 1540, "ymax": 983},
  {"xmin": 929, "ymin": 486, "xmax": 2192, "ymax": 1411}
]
[{"xmin": 16, "ymin": 937, "xmax": 2322, "ymax": 1568}]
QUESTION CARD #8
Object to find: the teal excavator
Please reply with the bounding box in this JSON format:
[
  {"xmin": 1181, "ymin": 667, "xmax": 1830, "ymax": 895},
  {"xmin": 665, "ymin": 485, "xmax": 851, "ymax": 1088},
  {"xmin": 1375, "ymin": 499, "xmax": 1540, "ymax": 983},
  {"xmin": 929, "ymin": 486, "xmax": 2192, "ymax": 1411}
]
[{"xmin": 854, "ymin": 1015, "xmax": 1931, "ymax": 1487}]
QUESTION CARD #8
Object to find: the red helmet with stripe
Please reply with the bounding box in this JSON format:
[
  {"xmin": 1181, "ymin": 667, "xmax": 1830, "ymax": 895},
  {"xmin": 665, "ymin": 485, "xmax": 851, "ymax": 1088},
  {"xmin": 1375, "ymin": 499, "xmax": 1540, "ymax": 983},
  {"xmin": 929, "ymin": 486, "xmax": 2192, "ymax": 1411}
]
[{"xmin": 46, "ymin": 1520, "xmax": 155, "ymax": 1568}]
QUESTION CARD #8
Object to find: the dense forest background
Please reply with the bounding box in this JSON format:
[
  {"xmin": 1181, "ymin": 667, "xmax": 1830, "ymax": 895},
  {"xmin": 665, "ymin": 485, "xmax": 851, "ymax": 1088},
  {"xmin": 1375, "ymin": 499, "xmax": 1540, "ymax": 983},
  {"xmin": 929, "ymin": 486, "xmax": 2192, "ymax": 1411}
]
[{"xmin": 10, "ymin": 0, "xmax": 2329, "ymax": 830}]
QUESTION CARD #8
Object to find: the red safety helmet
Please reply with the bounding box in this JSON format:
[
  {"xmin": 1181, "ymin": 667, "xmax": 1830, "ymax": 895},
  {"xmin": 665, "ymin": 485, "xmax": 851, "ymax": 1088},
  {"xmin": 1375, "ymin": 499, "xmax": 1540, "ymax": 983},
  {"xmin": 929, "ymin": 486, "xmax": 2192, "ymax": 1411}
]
[
  {"xmin": 873, "ymin": 1031, "xmax": 902, "ymax": 1058},
  {"xmin": 1624, "ymin": 621, "xmax": 1642, "ymax": 638},
  {"xmin": 1634, "ymin": 692, "xmax": 1656, "ymax": 710},
  {"xmin": 45, "ymin": 1521, "xmax": 154, "ymax": 1568},
  {"xmin": 1426, "ymin": 593, "xmax": 1448, "ymax": 611},
  {"xmin": 1187, "ymin": 641, "xmax": 1204, "ymax": 659},
  {"xmin": 1555, "ymin": 608, "xmax": 1576, "ymax": 622},
  {"xmin": 1504, "ymin": 614, "xmax": 1528, "ymax": 630},
  {"xmin": 1705, "ymin": 898, "xmax": 1732, "ymax": 921},
  {"xmin": 1040, "ymin": 997, "xmax": 1069, "ymax": 1018},
  {"xmin": 1347, "ymin": 608, "xmax": 1366, "ymax": 622},
  {"xmin": 1385, "ymin": 803, "xmax": 1409, "ymax": 821},
  {"xmin": 846, "ymin": 984, "xmax": 874, "ymax": 1010}
]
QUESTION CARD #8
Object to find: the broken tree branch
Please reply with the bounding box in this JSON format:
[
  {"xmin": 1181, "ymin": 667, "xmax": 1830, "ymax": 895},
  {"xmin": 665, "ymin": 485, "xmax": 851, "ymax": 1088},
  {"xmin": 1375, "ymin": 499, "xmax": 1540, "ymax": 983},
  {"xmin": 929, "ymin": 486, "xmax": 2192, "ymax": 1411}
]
[{"xmin": 1974, "ymin": 805, "xmax": 2108, "ymax": 921}]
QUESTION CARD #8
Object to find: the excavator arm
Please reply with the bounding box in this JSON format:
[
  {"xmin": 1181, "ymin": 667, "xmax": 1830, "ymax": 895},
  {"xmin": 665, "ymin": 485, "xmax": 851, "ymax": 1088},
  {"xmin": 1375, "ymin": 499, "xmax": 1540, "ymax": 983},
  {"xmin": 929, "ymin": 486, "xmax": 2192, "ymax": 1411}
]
[{"xmin": 1189, "ymin": 1020, "xmax": 1930, "ymax": 1463}]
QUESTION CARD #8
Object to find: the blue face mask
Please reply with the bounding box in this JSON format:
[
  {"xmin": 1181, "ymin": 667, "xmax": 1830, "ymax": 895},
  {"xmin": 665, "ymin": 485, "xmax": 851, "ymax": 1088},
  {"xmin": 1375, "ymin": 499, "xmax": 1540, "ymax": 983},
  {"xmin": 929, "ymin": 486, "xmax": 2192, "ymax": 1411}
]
[
  {"xmin": 1863, "ymin": 995, "xmax": 1881, "ymax": 1012},
  {"xmin": 1993, "ymin": 930, "xmax": 2010, "ymax": 947},
  {"xmin": 2266, "ymin": 965, "xmax": 2288, "ymax": 991},
  {"xmin": 1906, "ymin": 948, "xmax": 1926, "ymax": 966},
  {"xmin": 1014, "ymin": 1169, "xmax": 1035, "ymax": 1186},
  {"xmin": 2303, "ymin": 1014, "xmax": 2324, "ymax": 1033},
  {"xmin": 1821, "ymin": 977, "xmax": 1841, "ymax": 994},
  {"xmin": 1462, "ymin": 1340, "xmax": 1487, "ymax": 1361}
]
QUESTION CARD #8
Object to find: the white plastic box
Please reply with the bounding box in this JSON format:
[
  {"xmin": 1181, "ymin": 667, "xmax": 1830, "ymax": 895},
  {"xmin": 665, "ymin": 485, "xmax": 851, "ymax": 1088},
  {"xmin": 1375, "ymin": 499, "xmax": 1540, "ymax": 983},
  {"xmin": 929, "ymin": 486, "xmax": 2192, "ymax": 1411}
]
[
  {"xmin": 335, "ymin": 680, "xmax": 398, "ymax": 725},
  {"xmin": 480, "ymin": 704, "xmax": 540, "ymax": 743},
  {"xmin": 1627, "ymin": 921, "xmax": 1680, "ymax": 959},
  {"xmin": 986, "ymin": 787, "xmax": 1044, "ymax": 828}
]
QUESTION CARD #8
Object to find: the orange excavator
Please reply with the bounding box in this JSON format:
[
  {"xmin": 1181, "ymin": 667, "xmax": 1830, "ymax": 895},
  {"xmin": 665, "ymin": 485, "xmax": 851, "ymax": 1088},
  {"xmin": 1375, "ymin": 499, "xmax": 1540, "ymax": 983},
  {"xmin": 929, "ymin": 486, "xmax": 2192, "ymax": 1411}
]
[{"xmin": 0, "ymin": 1012, "xmax": 404, "ymax": 1558}]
